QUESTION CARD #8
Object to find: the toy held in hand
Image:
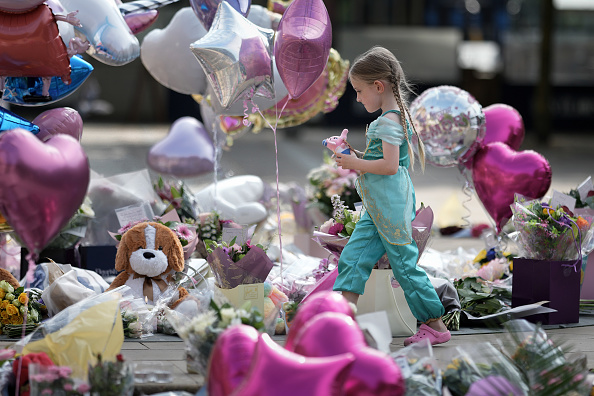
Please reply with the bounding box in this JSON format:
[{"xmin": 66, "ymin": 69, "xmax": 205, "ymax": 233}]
[{"xmin": 322, "ymin": 129, "xmax": 350, "ymax": 155}]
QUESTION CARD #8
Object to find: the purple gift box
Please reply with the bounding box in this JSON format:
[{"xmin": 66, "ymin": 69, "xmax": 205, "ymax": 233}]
[{"xmin": 511, "ymin": 258, "xmax": 581, "ymax": 325}]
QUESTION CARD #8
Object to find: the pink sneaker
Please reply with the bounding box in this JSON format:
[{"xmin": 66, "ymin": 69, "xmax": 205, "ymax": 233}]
[{"xmin": 404, "ymin": 324, "xmax": 451, "ymax": 346}]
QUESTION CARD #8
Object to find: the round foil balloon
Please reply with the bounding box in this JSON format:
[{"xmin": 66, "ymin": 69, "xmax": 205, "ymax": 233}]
[
  {"xmin": 410, "ymin": 85, "xmax": 485, "ymax": 168},
  {"xmin": 32, "ymin": 107, "xmax": 83, "ymax": 142},
  {"xmin": 274, "ymin": 0, "xmax": 332, "ymax": 99},
  {"xmin": 0, "ymin": 129, "xmax": 90, "ymax": 260},
  {"xmin": 482, "ymin": 103, "xmax": 524, "ymax": 150},
  {"xmin": 190, "ymin": 1, "xmax": 275, "ymax": 110},
  {"xmin": 147, "ymin": 117, "xmax": 215, "ymax": 178},
  {"xmin": 190, "ymin": 0, "xmax": 251, "ymax": 31}
]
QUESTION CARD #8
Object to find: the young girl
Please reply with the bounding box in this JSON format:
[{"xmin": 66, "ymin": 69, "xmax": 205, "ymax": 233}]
[{"xmin": 333, "ymin": 46, "xmax": 450, "ymax": 346}]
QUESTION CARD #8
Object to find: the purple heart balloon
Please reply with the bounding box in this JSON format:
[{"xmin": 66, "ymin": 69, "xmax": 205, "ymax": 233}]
[
  {"xmin": 0, "ymin": 129, "xmax": 90, "ymax": 259},
  {"xmin": 274, "ymin": 0, "xmax": 332, "ymax": 99},
  {"xmin": 471, "ymin": 142, "xmax": 552, "ymax": 232},
  {"xmin": 483, "ymin": 104, "xmax": 525, "ymax": 150},
  {"xmin": 32, "ymin": 107, "xmax": 83, "ymax": 142},
  {"xmin": 190, "ymin": 0, "xmax": 251, "ymax": 31},
  {"xmin": 147, "ymin": 117, "xmax": 215, "ymax": 178}
]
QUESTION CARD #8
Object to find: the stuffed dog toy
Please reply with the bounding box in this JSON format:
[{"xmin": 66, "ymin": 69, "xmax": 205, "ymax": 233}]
[{"xmin": 105, "ymin": 221, "xmax": 191, "ymax": 311}]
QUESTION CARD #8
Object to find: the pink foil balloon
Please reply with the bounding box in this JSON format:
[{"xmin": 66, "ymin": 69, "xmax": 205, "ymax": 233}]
[
  {"xmin": 483, "ymin": 104, "xmax": 525, "ymax": 150},
  {"xmin": 472, "ymin": 142, "xmax": 552, "ymax": 232},
  {"xmin": 274, "ymin": 0, "xmax": 332, "ymax": 99},
  {"xmin": 0, "ymin": 129, "xmax": 90, "ymax": 259},
  {"xmin": 32, "ymin": 107, "xmax": 83, "ymax": 142},
  {"xmin": 147, "ymin": 117, "xmax": 215, "ymax": 178},
  {"xmin": 292, "ymin": 312, "xmax": 405, "ymax": 396},
  {"xmin": 284, "ymin": 291, "xmax": 354, "ymax": 351},
  {"xmin": 230, "ymin": 333, "xmax": 355, "ymax": 396},
  {"xmin": 208, "ymin": 325, "xmax": 259, "ymax": 396},
  {"xmin": 124, "ymin": 9, "xmax": 159, "ymax": 34},
  {"xmin": 299, "ymin": 267, "xmax": 338, "ymax": 306}
]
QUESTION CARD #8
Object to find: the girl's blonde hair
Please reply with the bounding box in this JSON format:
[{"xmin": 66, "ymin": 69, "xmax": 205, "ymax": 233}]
[{"xmin": 349, "ymin": 46, "xmax": 426, "ymax": 172}]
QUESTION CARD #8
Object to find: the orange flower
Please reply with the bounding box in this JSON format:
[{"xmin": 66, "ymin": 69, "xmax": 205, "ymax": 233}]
[
  {"xmin": 1, "ymin": 318, "xmax": 9, "ymax": 325},
  {"xmin": 0, "ymin": 300, "xmax": 7, "ymax": 309},
  {"xmin": 10, "ymin": 314, "xmax": 23, "ymax": 325},
  {"xmin": 18, "ymin": 293, "xmax": 28, "ymax": 306},
  {"xmin": 5, "ymin": 304, "xmax": 18, "ymax": 316},
  {"xmin": 576, "ymin": 216, "xmax": 589, "ymax": 231}
]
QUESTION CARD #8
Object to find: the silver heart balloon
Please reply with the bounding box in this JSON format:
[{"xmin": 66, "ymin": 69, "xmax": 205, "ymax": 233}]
[
  {"xmin": 147, "ymin": 117, "xmax": 215, "ymax": 177},
  {"xmin": 190, "ymin": 1, "xmax": 275, "ymax": 110}
]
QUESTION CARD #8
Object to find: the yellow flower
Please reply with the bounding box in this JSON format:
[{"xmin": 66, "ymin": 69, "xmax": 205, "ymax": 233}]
[
  {"xmin": 0, "ymin": 301, "xmax": 7, "ymax": 310},
  {"xmin": 0, "ymin": 213, "xmax": 6, "ymax": 224},
  {"xmin": 5, "ymin": 304, "xmax": 18, "ymax": 316},
  {"xmin": 543, "ymin": 207, "xmax": 555, "ymax": 216},
  {"xmin": 10, "ymin": 314, "xmax": 23, "ymax": 325},
  {"xmin": 1, "ymin": 319, "xmax": 9, "ymax": 325},
  {"xmin": 18, "ymin": 293, "xmax": 28, "ymax": 306},
  {"xmin": 0, "ymin": 290, "xmax": 5, "ymax": 300},
  {"xmin": 0, "ymin": 311, "xmax": 7, "ymax": 319},
  {"xmin": 473, "ymin": 250, "xmax": 487, "ymax": 263}
]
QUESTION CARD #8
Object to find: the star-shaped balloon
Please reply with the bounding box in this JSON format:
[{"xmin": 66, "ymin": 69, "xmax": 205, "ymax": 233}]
[{"xmin": 190, "ymin": 1, "xmax": 275, "ymax": 110}]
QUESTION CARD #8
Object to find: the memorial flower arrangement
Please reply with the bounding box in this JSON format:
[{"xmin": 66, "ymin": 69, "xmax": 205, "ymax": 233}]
[
  {"xmin": 28, "ymin": 363, "xmax": 91, "ymax": 396},
  {"xmin": 176, "ymin": 299, "xmax": 266, "ymax": 375},
  {"xmin": 473, "ymin": 247, "xmax": 514, "ymax": 280},
  {"xmin": 153, "ymin": 175, "xmax": 198, "ymax": 222},
  {"xmin": 204, "ymin": 238, "xmax": 273, "ymax": 289},
  {"xmin": 307, "ymin": 152, "xmax": 360, "ymax": 218},
  {"xmin": 318, "ymin": 195, "xmax": 360, "ymax": 237},
  {"xmin": 510, "ymin": 195, "xmax": 594, "ymax": 261},
  {"xmin": 87, "ymin": 353, "xmax": 134, "ymax": 396},
  {"xmin": 0, "ymin": 281, "xmax": 42, "ymax": 337}
]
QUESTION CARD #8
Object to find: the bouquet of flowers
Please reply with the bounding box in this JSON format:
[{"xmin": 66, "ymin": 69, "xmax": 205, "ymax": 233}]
[
  {"xmin": 306, "ymin": 152, "xmax": 360, "ymax": 218},
  {"xmin": 391, "ymin": 341, "xmax": 442, "ymax": 396},
  {"xmin": 504, "ymin": 319, "xmax": 590, "ymax": 396},
  {"xmin": 193, "ymin": 211, "xmax": 242, "ymax": 258},
  {"xmin": 442, "ymin": 342, "xmax": 529, "ymax": 396},
  {"xmin": 174, "ymin": 299, "xmax": 267, "ymax": 375},
  {"xmin": 0, "ymin": 281, "xmax": 42, "ymax": 337},
  {"xmin": 473, "ymin": 247, "xmax": 514, "ymax": 281},
  {"xmin": 28, "ymin": 363, "xmax": 91, "ymax": 396},
  {"xmin": 205, "ymin": 238, "xmax": 273, "ymax": 289},
  {"xmin": 87, "ymin": 353, "xmax": 134, "ymax": 396},
  {"xmin": 153, "ymin": 175, "xmax": 198, "ymax": 222},
  {"xmin": 510, "ymin": 194, "xmax": 594, "ymax": 261}
]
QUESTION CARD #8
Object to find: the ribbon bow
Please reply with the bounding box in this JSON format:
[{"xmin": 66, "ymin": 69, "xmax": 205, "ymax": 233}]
[{"xmin": 133, "ymin": 273, "xmax": 168, "ymax": 302}]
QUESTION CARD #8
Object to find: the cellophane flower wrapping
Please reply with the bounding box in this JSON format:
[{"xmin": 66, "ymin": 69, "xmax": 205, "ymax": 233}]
[
  {"xmin": 391, "ymin": 340, "xmax": 442, "ymax": 396},
  {"xmin": 510, "ymin": 195, "xmax": 594, "ymax": 261},
  {"xmin": 502, "ymin": 319, "xmax": 590, "ymax": 396},
  {"xmin": 205, "ymin": 244, "xmax": 273, "ymax": 289},
  {"xmin": 119, "ymin": 294, "xmax": 154, "ymax": 339},
  {"xmin": 442, "ymin": 341, "xmax": 530, "ymax": 396}
]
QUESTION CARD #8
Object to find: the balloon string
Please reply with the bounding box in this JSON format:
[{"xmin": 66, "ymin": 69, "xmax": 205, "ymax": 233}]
[
  {"xmin": 461, "ymin": 180, "xmax": 474, "ymax": 229},
  {"xmin": 254, "ymin": 105, "xmax": 287, "ymax": 290}
]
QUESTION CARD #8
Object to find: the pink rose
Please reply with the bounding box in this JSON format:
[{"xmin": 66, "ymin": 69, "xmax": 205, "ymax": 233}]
[{"xmin": 328, "ymin": 223, "xmax": 345, "ymax": 235}]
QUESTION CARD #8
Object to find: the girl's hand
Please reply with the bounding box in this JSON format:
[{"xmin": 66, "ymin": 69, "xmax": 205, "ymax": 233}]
[{"xmin": 335, "ymin": 151, "xmax": 359, "ymax": 170}]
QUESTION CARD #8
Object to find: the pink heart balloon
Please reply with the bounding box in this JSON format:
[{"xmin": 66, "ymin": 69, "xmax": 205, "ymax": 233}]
[
  {"xmin": 147, "ymin": 117, "xmax": 215, "ymax": 178},
  {"xmin": 230, "ymin": 333, "xmax": 355, "ymax": 396},
  {"xmin": 284, "ymin": 291, "xmax": 354, "ymax": 351},
  {"xmin": 32, "ymin": 107, "xmax": 83, "ymax": 142},
  {"xmin": 274, "ymin": 0, "xmax": 332, "ymax": 99},
  {"xmin": 483, "ymin": 104, "xmax": 525, "ymax": 150},
  {"xmin": 472, "ymin": 142, "xmax": 552, "ymax": 232},
  {"xmin": 0, "ymin": 129, "xmax": 89, "ymax": 259},
  {"xmin": 292, "ymin": 312, "xmax": 405, "ymax": 396},
  {"xmin": 209, "ymin": 325, "xmax": 259, "ymax": 396}
]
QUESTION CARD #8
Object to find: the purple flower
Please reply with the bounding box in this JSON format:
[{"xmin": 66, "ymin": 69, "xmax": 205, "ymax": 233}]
[
  {"xmin": 176, "ymin": 224, "xmax": 193, "ymax": 240},
  {"xmin": 328, "ymin": 223, "xmax": 345, "ymax": 235}
]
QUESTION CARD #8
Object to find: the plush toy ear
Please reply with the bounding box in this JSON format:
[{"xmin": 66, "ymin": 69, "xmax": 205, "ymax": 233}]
[
  {"xmin": 154, "ymin": 223, "xmax": 184, "ymax": 272},
  {"xmin": 114, "ymin": 241, "xmax": 130, "ymax": 272}
]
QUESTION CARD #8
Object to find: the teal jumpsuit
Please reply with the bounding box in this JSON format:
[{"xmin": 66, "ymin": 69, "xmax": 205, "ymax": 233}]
[{"xmin": 333, "ymin": 110, "xmax": 444, "ymax": 322}]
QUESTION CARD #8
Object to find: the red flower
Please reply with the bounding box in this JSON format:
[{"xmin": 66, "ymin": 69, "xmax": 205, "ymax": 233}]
[
  {"xmin": 116, "ymin": 354, "xmax": 125, "ymax": 362},
  {"xmin": 587, "ymin": 190, "xmax": 594, "ymax": 198},
  {"xmin": 12, "ymin": 352, "xmax": 55, "ymax": 396}
]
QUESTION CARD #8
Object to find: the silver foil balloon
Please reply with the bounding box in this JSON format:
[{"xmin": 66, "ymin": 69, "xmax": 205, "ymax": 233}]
[
  {"xmin": 189, "ymin": 0, "xmax": 251, "ymax": 31},
  {"xmin": 190, "ymin": 1, "xmax": 275, "ymax": 110},
  {"xmin": 410, "ymin": 85, "xmax": 485, "ymax": 168}
]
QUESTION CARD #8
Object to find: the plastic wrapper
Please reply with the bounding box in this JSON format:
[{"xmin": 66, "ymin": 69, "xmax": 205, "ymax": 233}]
[
  {"xmin": 391, "ymin": 340, "xmax": 442, "ymax": 396},
  {"xmin": 442, "ymin": 342, "xmax": 529, "ymax": 396},
  {"xmin": 510, "ymin": 195, "xmax": 594, "ymax": 261},
  {"xmin": 119, "ymin": 294, "xmax": 154, "ymax": 339},
  {"xmin": 501, "ymin": 319, "xmax": 591, "ymax": 396},
  {"xmin": 82, "ymin": 170, "xmax": 166, "ymax": 246},
  {"xmin": 206, "ymin": 245, "xmax": 273, "ymax": 289}
]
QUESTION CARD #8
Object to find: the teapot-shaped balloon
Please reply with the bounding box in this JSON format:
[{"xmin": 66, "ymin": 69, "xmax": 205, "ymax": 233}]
[{"xmin": 322, "ymin": 129, "xmax": 350, "ymax": 155}]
